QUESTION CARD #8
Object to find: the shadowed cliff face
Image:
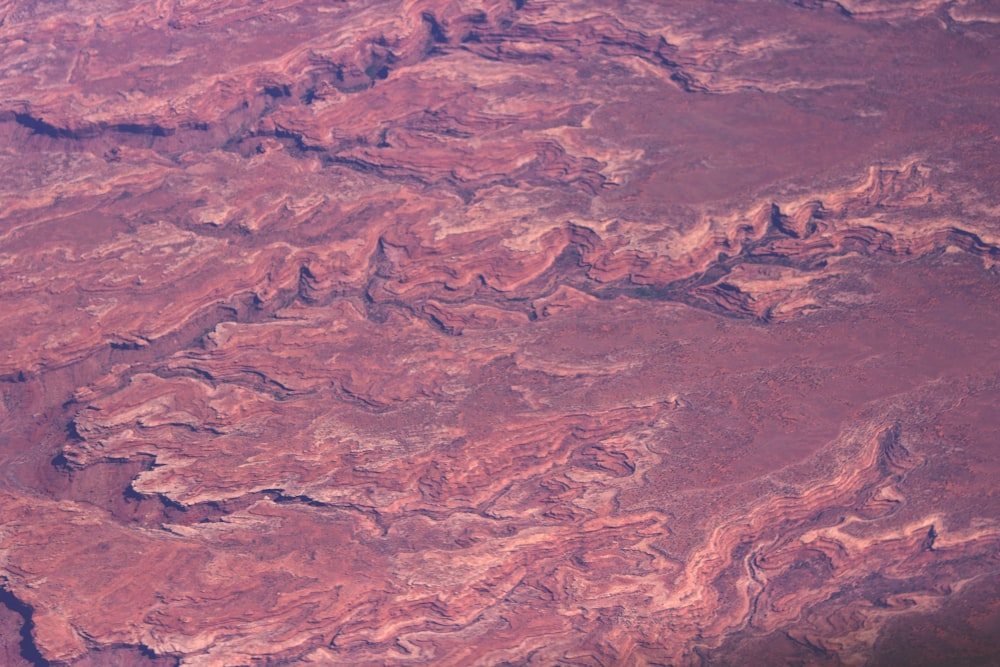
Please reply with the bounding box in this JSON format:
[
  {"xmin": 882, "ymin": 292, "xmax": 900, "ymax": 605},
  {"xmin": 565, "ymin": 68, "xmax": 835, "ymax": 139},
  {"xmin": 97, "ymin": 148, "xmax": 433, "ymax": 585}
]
[{"xmin": 1, "ymin": 0, "xmax": 1000, "ymax": 665}]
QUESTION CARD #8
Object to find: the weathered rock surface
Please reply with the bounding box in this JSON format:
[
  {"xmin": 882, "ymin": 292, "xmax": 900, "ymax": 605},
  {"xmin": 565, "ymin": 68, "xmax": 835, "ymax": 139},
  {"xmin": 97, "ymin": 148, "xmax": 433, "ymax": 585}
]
[{"xmin": 1, "ymin": 0, "xmax": 1000, "ymax": 665}]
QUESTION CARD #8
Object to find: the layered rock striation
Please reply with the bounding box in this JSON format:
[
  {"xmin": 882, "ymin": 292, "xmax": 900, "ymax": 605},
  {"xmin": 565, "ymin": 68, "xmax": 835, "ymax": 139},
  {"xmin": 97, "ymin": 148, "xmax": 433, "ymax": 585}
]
[{"xmin": 1, "ymin": 0, "xmax": 1000, "ymax": 665}]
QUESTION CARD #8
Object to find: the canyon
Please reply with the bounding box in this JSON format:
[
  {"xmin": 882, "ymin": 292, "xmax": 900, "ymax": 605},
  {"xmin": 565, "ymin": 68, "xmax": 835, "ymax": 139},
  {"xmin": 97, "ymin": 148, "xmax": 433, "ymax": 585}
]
[{"xmin": 2, "ymin": 0, "xmax": 1000, "ymax": 664}]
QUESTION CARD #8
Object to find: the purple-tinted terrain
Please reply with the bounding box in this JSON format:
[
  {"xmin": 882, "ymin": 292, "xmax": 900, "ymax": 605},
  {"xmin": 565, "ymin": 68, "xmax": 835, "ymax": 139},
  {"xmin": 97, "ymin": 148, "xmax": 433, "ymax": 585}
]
[{"xmin": 2, "ymin": 0, "xmax": 1000, "ymax": 664}]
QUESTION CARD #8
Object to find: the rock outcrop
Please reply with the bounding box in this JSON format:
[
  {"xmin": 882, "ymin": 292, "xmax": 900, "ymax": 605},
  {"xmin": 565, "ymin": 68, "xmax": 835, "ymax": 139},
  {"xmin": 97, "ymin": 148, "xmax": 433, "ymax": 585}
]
[{"xmin": 1, "ymin": 0, "xmax": 1000, "ymax": 665}]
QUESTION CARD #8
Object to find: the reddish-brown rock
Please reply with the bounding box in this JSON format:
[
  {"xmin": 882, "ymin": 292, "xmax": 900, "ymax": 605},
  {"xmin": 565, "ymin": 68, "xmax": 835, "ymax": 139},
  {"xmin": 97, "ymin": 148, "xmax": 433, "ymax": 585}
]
[{"xmin": 2, "ymin": 0, "xmax": 1000, "ymax": 665}]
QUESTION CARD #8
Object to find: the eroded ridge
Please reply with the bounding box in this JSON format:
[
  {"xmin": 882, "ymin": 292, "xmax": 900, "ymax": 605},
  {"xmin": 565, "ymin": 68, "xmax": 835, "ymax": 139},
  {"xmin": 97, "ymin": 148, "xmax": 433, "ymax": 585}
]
[{"xmin": 1, "ymin": 0, "xmax": 1000, "ymax": 664}]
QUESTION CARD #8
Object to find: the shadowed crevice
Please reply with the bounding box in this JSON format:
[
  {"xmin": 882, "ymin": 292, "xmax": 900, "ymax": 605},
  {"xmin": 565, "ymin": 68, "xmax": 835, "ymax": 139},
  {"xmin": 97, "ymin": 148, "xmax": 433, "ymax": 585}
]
[{"xmin": 0, "ymin": 588, "xmax": 50, "ymax": 667}]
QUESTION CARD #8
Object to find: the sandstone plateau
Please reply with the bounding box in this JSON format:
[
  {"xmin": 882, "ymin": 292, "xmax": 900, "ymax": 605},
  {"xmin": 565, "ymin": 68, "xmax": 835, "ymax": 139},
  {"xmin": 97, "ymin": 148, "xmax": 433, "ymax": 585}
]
[{"xmin": 2, "ymin": 0, "xmax": 1000, "ymax": 665}]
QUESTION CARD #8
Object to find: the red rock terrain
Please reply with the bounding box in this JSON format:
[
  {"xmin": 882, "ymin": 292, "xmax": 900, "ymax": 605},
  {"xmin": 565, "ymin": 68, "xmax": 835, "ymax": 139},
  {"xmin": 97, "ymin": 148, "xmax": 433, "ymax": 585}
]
[{"xmin": 2, "ymin": 0, "xmax": 1000, "ymax": 664}]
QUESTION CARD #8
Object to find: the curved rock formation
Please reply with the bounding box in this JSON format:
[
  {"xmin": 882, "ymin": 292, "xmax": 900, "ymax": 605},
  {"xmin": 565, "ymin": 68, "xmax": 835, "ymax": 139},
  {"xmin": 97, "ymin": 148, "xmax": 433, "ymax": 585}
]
[{"xmin": 1, "ymin": 0, "xmax": 1000, "ymax": 665}]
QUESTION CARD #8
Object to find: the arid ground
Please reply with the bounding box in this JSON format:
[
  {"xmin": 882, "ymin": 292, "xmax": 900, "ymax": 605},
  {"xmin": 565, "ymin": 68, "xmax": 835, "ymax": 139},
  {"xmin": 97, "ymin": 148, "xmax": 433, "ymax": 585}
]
[{"xmin": 2, "ymin": 0, "xmax": 1000, "ymax": 665}]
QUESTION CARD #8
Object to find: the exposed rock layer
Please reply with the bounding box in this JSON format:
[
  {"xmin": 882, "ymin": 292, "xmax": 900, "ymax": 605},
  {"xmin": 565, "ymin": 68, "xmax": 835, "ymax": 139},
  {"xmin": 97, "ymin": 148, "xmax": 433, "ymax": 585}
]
[{"xmin": 1, "ymin": 0, "xmax": 1000, "ymax": 665}]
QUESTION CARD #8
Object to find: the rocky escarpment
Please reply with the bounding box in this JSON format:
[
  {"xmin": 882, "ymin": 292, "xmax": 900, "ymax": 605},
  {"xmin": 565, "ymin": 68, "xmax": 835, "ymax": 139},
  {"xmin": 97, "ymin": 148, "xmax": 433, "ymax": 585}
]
[{"xmin": 1, "ymin": 0, "xmax": 1000, "ymax": 665}]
